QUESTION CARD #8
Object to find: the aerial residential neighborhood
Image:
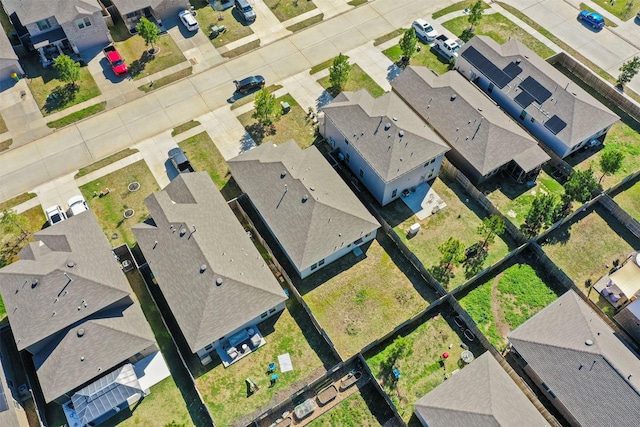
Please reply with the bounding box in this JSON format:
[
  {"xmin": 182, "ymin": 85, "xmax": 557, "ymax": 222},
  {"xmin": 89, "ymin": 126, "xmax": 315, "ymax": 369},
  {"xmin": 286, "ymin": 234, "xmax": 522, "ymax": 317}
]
[{"xmin": 0, "ymin": 0, "xmax": 640, "ymax": 426}]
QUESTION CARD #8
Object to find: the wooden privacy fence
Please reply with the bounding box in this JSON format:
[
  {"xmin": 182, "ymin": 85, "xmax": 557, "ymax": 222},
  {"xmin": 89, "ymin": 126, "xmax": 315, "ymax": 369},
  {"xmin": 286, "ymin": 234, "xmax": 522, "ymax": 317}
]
[{"xmin": 598, "ymin": 194, "xmax": 640, "ymax": 239}]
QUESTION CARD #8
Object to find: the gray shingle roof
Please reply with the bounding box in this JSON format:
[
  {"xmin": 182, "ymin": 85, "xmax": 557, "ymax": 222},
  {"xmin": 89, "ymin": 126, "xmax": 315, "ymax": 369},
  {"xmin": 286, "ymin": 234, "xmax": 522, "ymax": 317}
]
[
  {"xmin": 110, "ymin": 0, "xmax": 173, "ymax": 15},
  {"xmin": 228, "ymin": 141, "xmax": 380, "ymax": 273},
  {"xmin": 508, "ymin": 291, "xmax": 640, "ymax": 427},
  {"xmin": 414, "ymin": 352, "xmax": 548, "ymax": 427},
  {"xmin": 0, "ymin": 212, "xmax": 134, "ymax": 351},
  {"xmin": 460, "ymin": 36, "xmax": 619, "ymax": 149},
  {"xmin": 2, "ymin": 0, "xmax": 100, "ymax": 24},
  {"xmin": 322, "ymin": 90, "xmax": 449, "ymax": 183},
  {"xmin": 32, "ymin": 303, "xmax": 154, "ymax": 403},
  {"xmin": 0, "ymin": 22, "xmax": 17, "ymax": 61},
  {"xmin": 392, "ymin": 67, "xmax": 549, "ymax": 175},
  {"xmin": 132, "ymin": 173, "xmax": 287, "ymax": 353}
]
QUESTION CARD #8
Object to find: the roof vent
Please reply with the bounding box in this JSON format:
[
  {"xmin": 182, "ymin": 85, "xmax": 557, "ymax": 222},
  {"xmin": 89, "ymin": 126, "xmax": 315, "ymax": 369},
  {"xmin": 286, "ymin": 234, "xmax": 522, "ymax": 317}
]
[
  {"xmin": 67, "ymin": 261, "xmax": 75, "ymax": 268},
  {"xmin": 31, "ymin": 279, "xmax": 39, "ymax": 288},
  {"xmin": 384, "ymin": 123, "xmax": 391, "ymax": 130},
  {"xmin": 398, "ymin": 131, "xmax": 404, "ymax": 137},
  {"xmin": 77, "ymin": 328, "xmax": 85, "ymax": 337},
  {"xmin": 200, "ymin": 264, "xmax": 207, "ymax": 273},
  {"xmin": 80, "ymin": 356, "xmax": 85, "ymax": 362},
  {"xmin": 281, "ymin": 171, "xmax": 287, "ymax": 178},
  {"xmin": 585, "ymin": 339, "xmax": 594, "ymax": 346},
  {"xmin": 516, "ymin": 58, "xmax": 521, "ymax": 64},
  {"xmin": 180, "ymin": 228, "xmax": 187, "ymax": 237},
  {"xmin": 216, "ymin": 277, "xmax": 223, "ymax": 286},
  {"xmin": 310, "ymin": 186, "xmax": 315, "ymax": 191},
  {"xmin": 450, "ymin": 94, "xmax": 456, "ymax": 101},
  {"xmin": 302, "ymin": 195, "xmax": 308, "ymax": 203},
  {"xmin": 392, "ymin": 117, "xmax": 397, "ymax": 121}
]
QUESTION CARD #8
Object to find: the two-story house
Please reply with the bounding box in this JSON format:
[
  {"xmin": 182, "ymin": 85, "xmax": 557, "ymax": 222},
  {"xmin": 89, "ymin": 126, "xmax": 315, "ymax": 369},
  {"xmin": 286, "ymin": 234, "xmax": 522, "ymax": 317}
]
[{"xmin": 110, "ymin": 0, "xmax": 184, "ymax": 33}]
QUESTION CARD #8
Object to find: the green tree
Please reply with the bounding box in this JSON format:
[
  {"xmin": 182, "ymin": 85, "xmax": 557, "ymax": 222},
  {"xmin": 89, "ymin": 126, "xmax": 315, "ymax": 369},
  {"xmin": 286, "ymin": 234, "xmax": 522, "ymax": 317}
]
[
  {"xmin": 328, "ymin": 53, "xmax": 351, "ymax": 94},
  {"xmin": 252, "ymin": 88, "xmax": 280, "ymax": 126},
  {"xmin": 467, "ymin": 0, "xmax": 485, "ymax": 31},
  {"xmin": 599, "ymin": 148, "xmax": 625, "ymax": 184},
  {"xmin": 438, "ymin": 237, "xmax": 466, "ymax": 270},
  {"xmin": 0, "ymin": 209, "xmax": 30, "ymax": 268},
  {"xmin": 563, "ymin": 168, "xmax": 598, "ymax": 203},
  {"xmin": 387, "ymin": 336, "xmax": 413, "ymax": 366},
  {"xmin": 520, "ymin": 193, "xmax": 561, "ymax": 238},
  {"xmin": 399, "ymin": 28, "xmax": 418, "ymax": 63},
  {"xmin": 53, "ymin": 54, "xmax": 80, "ymax": 87},
  {"xmin": 617, "ymin": 56, "xmax": 640, "ymax": 88},
  {"xmin": 477, "ymin": 214, "xmax": 505, "ymax": 250},
  {"xmin": 136, "ymin": 17, "xmax": 160, "ymax": 53},
  {"xmin": 164, "ymin": 422, "xmax": 186, "ymax": 427}
]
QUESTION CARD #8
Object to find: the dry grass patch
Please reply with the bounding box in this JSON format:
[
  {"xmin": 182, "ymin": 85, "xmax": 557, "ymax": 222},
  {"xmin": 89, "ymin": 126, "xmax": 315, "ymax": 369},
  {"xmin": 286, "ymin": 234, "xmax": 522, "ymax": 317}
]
[
  {"xmin": 613, "ymin": 178, "xmax": 640, "ymax": 221},
  {"xmin": 0, "ymin": 113, "xmax": 7, "ymax": 133}
]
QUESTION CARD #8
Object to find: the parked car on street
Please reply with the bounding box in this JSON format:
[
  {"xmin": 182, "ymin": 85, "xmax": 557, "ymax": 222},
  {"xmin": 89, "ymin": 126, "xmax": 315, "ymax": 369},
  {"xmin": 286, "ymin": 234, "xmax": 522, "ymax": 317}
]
[
  {"xmin": 179, "ymin": 9, "xmax": 199, "ymax": 32},
  {"xmin": 235, "ymin": 0, "xmax": 256, "ymax": 23},
  {"xmin": 67, "ymin": 195, "xmax": 89, "ymax": 216},
  {"xmin": 233, "ymin": 75, "xmax": 265, "ymax": 94},
  {"xmin": 45, "ymin": 205, "xmax": 67, "ymax": 226},
  {"xmin": 103, "ymin": 45, "xmax": 128, "ymax": 77},
  {"xmin": 578, "ymin": 10, "xmax": 605, "ymax": 29},
  {"xmin": 412, "ymin": 19, "xmax": 438, "ymax": 42},
  {"xmin": 169, "ymin": 147, "xmax": 195, "ymax": 173}
]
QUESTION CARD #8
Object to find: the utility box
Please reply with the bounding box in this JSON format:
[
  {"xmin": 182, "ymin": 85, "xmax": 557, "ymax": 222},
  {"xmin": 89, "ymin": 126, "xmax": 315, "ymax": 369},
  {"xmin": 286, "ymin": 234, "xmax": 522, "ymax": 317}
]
[{"xmin": 408, "ymin": 223, "xmax": 420, "ymax": 237}]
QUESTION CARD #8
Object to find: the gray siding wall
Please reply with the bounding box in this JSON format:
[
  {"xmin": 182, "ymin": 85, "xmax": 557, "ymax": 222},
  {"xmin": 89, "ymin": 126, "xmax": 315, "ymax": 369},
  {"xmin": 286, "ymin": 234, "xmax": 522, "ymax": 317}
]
[
  {"xmin": 61, "ymin": 11, "xmax": 110, "ymax": 54},
  {"xmin": 25, "ymin": 16, "xmax": 61, "ymax": 37}
]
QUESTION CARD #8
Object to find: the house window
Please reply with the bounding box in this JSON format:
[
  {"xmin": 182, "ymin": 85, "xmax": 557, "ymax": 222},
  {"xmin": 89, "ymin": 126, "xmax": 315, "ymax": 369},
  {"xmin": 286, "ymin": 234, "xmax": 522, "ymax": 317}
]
[
  {"xmin": 424, "ymin": 162, "xmax": 429, "ymax": 168},
  {"xmin": 260, "ymin": 312, "xmax": 268, "ymax": 318},
  {"xmin": 359, "ymin": 168, "xmax": 364, "ymax": 178},
  {"xmin": 345, "ymin": 153, "xmax": 350, "ymax": 163},
  {"xmin": 345, "ymin": 138, "xmax": 349, "ymax": 145},
  {"xmin": 488, "ymin": 83, "xmax": 494, "ymax": 93},
  {"xmin": 430, "ymin": 158, "xmax": 435, "ymax": 164},
  {"xmin": 428, "ymin": 168, "xmax": 434, "ymax": 178},
  {"xmin": 269, "ymin": 308, "xmax": 276, "ymax": 314},
  {"xmin": 519, "ymin": 110, "xmax": 527, "ymax": 120},
  {"xmin": 76, "ymin": 17, "xmax": 92, "ymax": 29},
  {"xmin": 392, "ymin": 189, "xmax": 397, "ymax": 198},
  {"xmin": 37, "ymin": 19, "xmax": 51, "ymax": 31},
  {"xmin": 204, "ymin": 344, "xmax": 213, "ymax": 351},
  {"xmin": 310, "ymin": 263, "xmax": 317, "ymax": 270},
  {"xmin": 318, "ymin": 259, "xmax": 325, "ymax": 266}
]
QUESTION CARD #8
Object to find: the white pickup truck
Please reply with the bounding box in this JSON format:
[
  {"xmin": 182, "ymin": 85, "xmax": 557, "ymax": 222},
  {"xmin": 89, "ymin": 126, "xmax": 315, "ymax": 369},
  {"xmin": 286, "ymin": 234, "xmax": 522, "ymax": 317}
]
[
  {"xmin": 434, "ymin": 34, "xmax": 461, "ymax": 60},
  {"xmin": 412, "ymin": 19, "xmax": 438, "ymax": 43}
]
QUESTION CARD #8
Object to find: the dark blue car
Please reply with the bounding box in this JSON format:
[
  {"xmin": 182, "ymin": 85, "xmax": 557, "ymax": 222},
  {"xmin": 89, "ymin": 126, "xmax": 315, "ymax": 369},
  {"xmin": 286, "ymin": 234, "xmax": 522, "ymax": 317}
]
[{"xmin": 579, "ymin": 10, "xmax": 605, "ymax": 29}]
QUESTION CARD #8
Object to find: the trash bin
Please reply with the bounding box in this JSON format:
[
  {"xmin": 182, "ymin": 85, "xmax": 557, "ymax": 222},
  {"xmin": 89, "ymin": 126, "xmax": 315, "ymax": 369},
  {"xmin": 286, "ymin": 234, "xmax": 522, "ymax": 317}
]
[
  {"xmin": 281, "ymin": 101, "xmax": 290, "ymax": 114},
  {"xmin": 11, "ymin": 72, "xmax": 19, "ymax": 82}
]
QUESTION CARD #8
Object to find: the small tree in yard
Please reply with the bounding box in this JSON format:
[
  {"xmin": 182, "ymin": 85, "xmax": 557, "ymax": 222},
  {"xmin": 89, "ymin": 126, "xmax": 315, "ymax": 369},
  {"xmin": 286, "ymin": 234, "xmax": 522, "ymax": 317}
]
[
  {"xmin": 328, "ymin": 53, "xmax": 351, "ymax": 94},
  {"xmin": 53, "ymin": 54, "xmax": 80, "ymax": 87},
  {"xmin": 599, "ymin": 148, "xmax": 625, "ymax": 183},
  {"xmin": 617, "ymin": 56, "xmax": 640, "ymax": 88},
  {"xmin": 438, "ymin": 237, "xmax": 466, "ymax": 270},
  {"xmin": 467, "ymin": 0, "xmax": 485, "ymax": 31},
  {"xmin": 477, "ymin": 214, "xmax": 505, "ymax": 251},
  {"xmin": 563, "ymin": 168, "xmax": 598, "ymax": 203},
  {"xmin": 399, "ymin": 28, "xmax": 418, "ymax": 64},
  {"xmin": 521, "ymin": 193, "xmax": 561, "ymax": 238},
  {"xmin": 252, "ymin": 88, "xmax": 279, "ymax": 126},
  {"xmin": 136, "ymin": 17, "xmax": 160, "ymax": 54}
]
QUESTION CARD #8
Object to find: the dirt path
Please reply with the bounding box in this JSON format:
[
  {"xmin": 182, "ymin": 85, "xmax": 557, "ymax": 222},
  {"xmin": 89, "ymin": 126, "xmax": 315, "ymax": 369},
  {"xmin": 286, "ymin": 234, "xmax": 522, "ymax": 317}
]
[{"xmin": 490, "ymin": 273, "xmax": 511, "ymax": 338}]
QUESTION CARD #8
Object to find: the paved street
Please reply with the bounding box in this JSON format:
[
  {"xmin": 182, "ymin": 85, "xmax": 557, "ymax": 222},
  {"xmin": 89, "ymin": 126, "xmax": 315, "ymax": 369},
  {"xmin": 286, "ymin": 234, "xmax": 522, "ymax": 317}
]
[{"xmin": 1, "ymin": 0, "xmax": 639, "ymax": 212}]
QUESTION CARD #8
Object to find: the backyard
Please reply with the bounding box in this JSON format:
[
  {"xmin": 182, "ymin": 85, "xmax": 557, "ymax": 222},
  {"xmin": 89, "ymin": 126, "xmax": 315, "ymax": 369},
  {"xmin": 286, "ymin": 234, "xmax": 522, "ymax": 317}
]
[
  {"xmin": 299, "ymin": 234, "xmax": 437, "ymax": 358},
  {"xmin": 23, "ymin": 56, "xmax": 100, "ymax": 115},
  {"xmin": 80, "ymin": 160, "xmax": 159, "ymax": 247},
  {"xmin": 317, "ymin": 63, "xmax": 385, "ymax": 98},
  {"xmin": 178, "ymin": 131, "xmax": 241, "ymax": 200},
  {"xmin": 365, "ymin": 309, "xmax": 486, "ymax": 424},
  {"xmin": 481, "ymin": 170, "xmax": 565, "ymax": 228},
  {"xmin": 612, "ymin": 178, "xmax": 640, "ymax": 221},
  {"xmin": 459, "ymin": 263, "xmax": 560, "ymax": 350},
  {"xmin": 382, "ymin": 176, "xmax": 515, "ymax": 290},
  {"xmin": 237, "ymin": 93, "xmax": 318, "ymax": 148},
  {"xmin": 442, "ymin": 13, "xmax": 556, "ymax": 59},
  {"xmin": 194, "ymin": 298, "xmax": 338, "ymax": 427},
  {"xmin": 540, "ymin": 205, "xmax": 640, "ymax": 316},
  {"xmin": 192, "ymin": 0, "xmax": 254, "ymax": 48}
]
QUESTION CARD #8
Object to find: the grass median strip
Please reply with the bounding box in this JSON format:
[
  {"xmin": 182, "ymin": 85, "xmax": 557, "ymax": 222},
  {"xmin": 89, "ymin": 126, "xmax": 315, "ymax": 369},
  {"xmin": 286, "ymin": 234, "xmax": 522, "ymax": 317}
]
[
  {"xmin": 138, "ymin": 67, "xmax": 193, "ymax": 93},
  {"xmin": 46, "ymin": 102, "xmax": 106, "ymax": 129},
  {"xmin": 0, "ymin": 192, "xmax": 37, "ymax": 211},
  {"xmin": 75, "ymin": 148, "xmax": 140, "ymax": 179},
  {"xmin": 0, "ymin": 139, "xmax": 12, "ymax": 152},
  {"xmin": 0, "ymin": 113, "xmax": 7, "ymax": 133},
  {"xmin": 286, "ymin": 13, "xmax": 324, "ymax": 32},
  {"xmin": 230, "ymin": 84, "xmax": 282, "ymax": 110},
  {"xmin": 432, "ymin": 1, "xmax": 489, "ymax": 19},
  {"xmin": 221, "ymin": 39, "xmax": 260, "ymax": 58},
  {"xmin": 171, "ymin": 120, "xmax": 201, "ymax": 137},
  {"xmin": 373, "ymin": 29, "xmax": 405, "ymax": 47}
]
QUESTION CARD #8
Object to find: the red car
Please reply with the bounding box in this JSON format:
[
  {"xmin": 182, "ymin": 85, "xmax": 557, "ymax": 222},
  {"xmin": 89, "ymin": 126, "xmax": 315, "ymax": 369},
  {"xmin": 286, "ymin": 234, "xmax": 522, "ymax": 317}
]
[{"xmin": 103, "ymin": 45, "xmax": 129, "ymax": 77}]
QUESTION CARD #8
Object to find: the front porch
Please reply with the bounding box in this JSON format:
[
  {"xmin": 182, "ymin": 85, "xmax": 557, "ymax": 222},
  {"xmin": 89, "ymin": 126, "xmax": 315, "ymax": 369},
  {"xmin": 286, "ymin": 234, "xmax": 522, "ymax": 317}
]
[
  {"xmin": 31, "ymin": 29, "xmax": 76, "ymax": 67},
  {"xmin": 213, "ymin": 326, "xmax": 266, "ymax": 368}
]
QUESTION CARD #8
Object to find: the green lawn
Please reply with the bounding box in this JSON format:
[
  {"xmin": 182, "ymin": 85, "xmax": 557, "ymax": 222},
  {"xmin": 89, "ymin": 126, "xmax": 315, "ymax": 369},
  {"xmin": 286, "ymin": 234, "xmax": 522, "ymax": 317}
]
[
  {"xmin": 114, "ymin": 33, "xmax": 186, "ymax": 80},
  {"xmin": 591, "ymin": 0, "xmax": 640, "ymax": 20},
  {"xmin": 432, "ymin": 1, "xmax": 490, "ymax": 19},
  {"xmin": 383, "ymin": 44, "xmax": 450, "ymax": 75},
  {"xmin": 237, "ymin": 93, "xmax": 318, "ymax": 148},
  {"xmin": 317, "ymin": 63, "xmax": 385, "ymax": 98},
  {"xmin": 138, "ymin": 68, "xmax": 193, "ymax": 93},
  {"xmin": 46, "ymin": 102, "xmax": 106, "ymax": 128},
  {"xmin": 540, "ymin": 206, "xmax": 640, "ymax": 317},
  {"xmin": 230, "ymin": 84, "xmax": 282, "ymax": 110},
  {"xmin": 0, "ymin": 192, "xmax": 36, "ymax": 211},
  {"xmin": 481, "ymin": 170, "xmax": 565, "ymax": 227},
  {"xmin": 75, "ymin": 148, "xmax": 139, "ymax": 179},
  {"xmin": 0, "ymin": 113, "xmax": 7, "ymax": 133},
  {"xmin": 306, "ymin": 384, "xmax": 386, "ymax": 427},
  {"xmin": 613, "ymin": 179, "xmax": 640, "ymax": 221},
  {"xmin": 286, "ymin": 13, "xmax": 324, "ymax": 32},
  {"xmin": 79, "ymin": 160, "xmax": 159, "ymax": 247},
  {"xmin": 373, "ymin": 29, "xmax": 405, "ymax": 47},
  {"xmin": 365, "ymin": 310, "xmax": 486, "ymax": 423},
  {"xmin": 299, "ymin": 235, "xmax": 436, "ymax": 358},
  {"xmin": 178, "ymin": 131, "xmax": 241, "ymax": 200},
  {"xmin": 192, "ymin": 0, "xmax": 255, "ymax": 48},
  {"xmin": 221, "ymin": 39, "xmax": 261, "ymax": 58},
  {"xmin": 194, "ymin": 298, "xmax": 337, "ymax": 427},
  {"xmin": 442, "ymin": 13, "xmax": 556, "ymax": 59},
  {"xmin": 172, "ymin": 120, "xmax": 201, "ymax": 137},
  {"xmin": 23, "ymin": 56, "xmax": 101, "ymax": 115},
  {"xmin": 459, "ymin": 263, "xmax": 559, "ymax": 350},
  {"xmin": 0, "ymin": 139, "xmax": 11, "ymax": 152},
  {"xmin": 382, "ymin": 177, "xmax": 515, "ymax": 290},
  {"xmin": 264, "ymin": 0, "xmax": 317, "ymax": 22}
]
